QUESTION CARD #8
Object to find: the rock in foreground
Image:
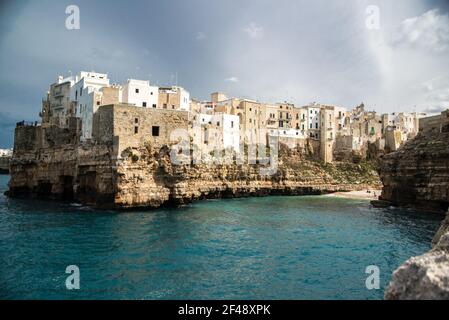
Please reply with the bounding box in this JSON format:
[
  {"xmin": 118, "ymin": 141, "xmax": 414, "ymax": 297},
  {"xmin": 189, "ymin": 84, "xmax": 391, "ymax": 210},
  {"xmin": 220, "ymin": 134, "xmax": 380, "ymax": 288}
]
[{"xmin": 385, "ymin": 211, "xmax": 449, "ymax": 300}]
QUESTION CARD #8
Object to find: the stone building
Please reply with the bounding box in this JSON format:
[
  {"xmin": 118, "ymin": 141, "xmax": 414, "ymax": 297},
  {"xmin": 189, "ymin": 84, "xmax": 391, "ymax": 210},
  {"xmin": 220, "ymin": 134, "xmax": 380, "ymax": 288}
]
[
  {"xmin": 40, "ymin": 75, "xmax": 79, "ymax": 127},
  {"xmin": 92, "ymin": 104, "xmax": 189, "ymax": 157},
  {"xmin": 121, "ymin": 79, "xmax": 159, "ymax": 108},
  {"xmin": 158, "ymin": 86, "xmax": 190, "ymax": 111},
  {"xmin": 320, "ymin": 106, "xmax": 336, "ymax": 163},
  {"xmin": 191, "ymin": 113, "xmax": 240, "ymax": 157},
  {"xmin": 419, "ymin": 110, "xmax": 449, "ymax": 132},
  {"xmin": 71, "ymin": 71, "xmax": 110, "ymax": 141}
]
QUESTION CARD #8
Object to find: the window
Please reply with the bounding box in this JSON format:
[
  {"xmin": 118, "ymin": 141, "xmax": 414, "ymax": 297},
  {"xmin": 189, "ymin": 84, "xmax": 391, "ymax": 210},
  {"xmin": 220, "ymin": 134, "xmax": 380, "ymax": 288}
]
[
  {"xmin": 231, "ymin": 121, "xmax": 234, "ymax": 128},
  {"xmin": 97, "ymin": 101, "xmax": 100, "ymax": 106},
  {"xmin": 315, "ymin": 123, "xmax": 318, "ymax": 129},
  {"xmin": 163, "ymin": 104, "xmax": 167, "ymax": 109},
  {"xmin": 80, "ymin": 89, "xmax": 82, "ymax": 96},
  {"xmin": 135, "ymin": 88, "xmax": 139, "ymax": 93},
  {"xmin": 302, "ymin": 124, "xmax": 304, "ymax": 130},
  {"xmin": 310, "ymin": 124, "xmax": 312, "ymax": 129},
  {"xmin": 217, "ymin": 121, "xmax": 220, "ymax": 126},
  {"xmin": 135, "ymin": 118, "xmax": 139, "ymax": 124},
  {"xmin": 150, "ymin": 92, "xmax": 153, "ymax": 95},
  {"xmin": 75, "ymin": 90, "xmax": 78, "ymax": 100},
  {"xmin": 143, "ymin": 102, "xmax": 147, "ymax": 107},
  {"xmin": 134, "ymin": 126, "xmax": 139, "ymax": 134},
  {"xmin": 152, "ymin": 126, "xmax": 160, "ymax": 136},
  {"xmin": 152, "ymin": 104, "xmax": 157, "ymax": 108}
]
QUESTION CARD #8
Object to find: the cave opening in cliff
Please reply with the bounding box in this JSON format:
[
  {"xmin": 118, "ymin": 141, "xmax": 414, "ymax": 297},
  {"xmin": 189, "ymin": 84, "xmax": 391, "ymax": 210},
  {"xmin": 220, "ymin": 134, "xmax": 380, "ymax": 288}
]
[
  {"xmin": 61, "ymin": 176, "xmax": 74, "ymax": 201},
  {"xmin": 36, "ymin": 181, "xmax": 52, "ymax": 197}
]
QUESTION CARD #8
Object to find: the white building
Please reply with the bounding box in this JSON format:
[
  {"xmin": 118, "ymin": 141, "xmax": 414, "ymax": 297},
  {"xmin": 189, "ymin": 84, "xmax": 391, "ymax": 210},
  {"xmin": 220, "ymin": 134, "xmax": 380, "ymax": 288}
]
[
  {"xmin": 121, "ymin": 79, "xmax": 159, "ymax": 108},
  {"xmin": 72, "ymin": 72, "xmax": 110, "ymax": 140},
  {"xmin": 302, "ymin": 104, "xmax": 321, "ymax": 139},
  {"xmin": 333, "ymin": 106, "xmax": 347, "ymax": 131},
  {"xmin": 268, "ymin": 128, "xmax": 306, "ymax": 139},
  {"xmin": 177, "ymin": 86, "xmax": 190, "ymax": 111},
  {"xmin": 0, "ymin": 148, "xmax": 12, "ymax": 157},
  {"xmin": 193, "ymin": 113, "xmax": 240, "ymax": 152}
]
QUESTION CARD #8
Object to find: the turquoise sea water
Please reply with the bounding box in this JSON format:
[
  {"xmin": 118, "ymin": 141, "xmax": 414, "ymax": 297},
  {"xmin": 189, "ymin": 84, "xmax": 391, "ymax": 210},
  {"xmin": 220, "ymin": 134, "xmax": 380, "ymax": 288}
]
[{"xmin": 0, "ymin": 174, "xmax": 443, "ymax": 300}]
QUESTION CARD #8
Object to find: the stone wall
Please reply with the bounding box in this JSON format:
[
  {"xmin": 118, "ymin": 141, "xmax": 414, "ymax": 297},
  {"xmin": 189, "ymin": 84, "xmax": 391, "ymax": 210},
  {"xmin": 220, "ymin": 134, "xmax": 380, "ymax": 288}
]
[
  {"xmin": 93, "ymin": 104, "xmax": 190, "ymax": 157},
  {"xmin": 419, "ymin": 110, "xmax": 449, "ymax": 132}
]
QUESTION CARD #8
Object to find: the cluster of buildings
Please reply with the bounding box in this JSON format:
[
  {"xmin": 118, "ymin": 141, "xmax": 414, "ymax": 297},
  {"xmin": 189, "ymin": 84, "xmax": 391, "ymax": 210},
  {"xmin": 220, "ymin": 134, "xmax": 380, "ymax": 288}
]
[
  {"xmin": 0, "ymin": 148, "xmax": 12, "ymax": 174},
  {"xmin": 39, "ymin": 70, "xmax": 431, "ymax": 163}
]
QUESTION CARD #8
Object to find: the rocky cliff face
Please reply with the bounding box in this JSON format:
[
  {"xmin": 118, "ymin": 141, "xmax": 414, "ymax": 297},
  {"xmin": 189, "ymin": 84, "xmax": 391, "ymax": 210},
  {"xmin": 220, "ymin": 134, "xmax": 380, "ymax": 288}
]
[
  {"xmin": 379, "ymin": 125, "xmax": 449, "ymax": 212},
  {"xmin": 8, "ymin": 142, "xmax": 381, "ymax": 209},
  {"xmin": 113, "ymin": 145, "xmax": 381, "ymax": 209},
  {"xmin": 379, "ymin": 125, "xmax": 449, "ymax": 299},
  {"xmin": 385, "ymin": 210, "xmax": 449, "ymax": 300}
]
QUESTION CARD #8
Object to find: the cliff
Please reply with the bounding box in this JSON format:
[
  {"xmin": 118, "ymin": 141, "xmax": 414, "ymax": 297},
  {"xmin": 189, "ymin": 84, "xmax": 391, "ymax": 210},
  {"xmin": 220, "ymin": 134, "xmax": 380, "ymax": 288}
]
[
  {"xmin": 379, "ymin": 123, "xmax": 449, "ymax": 299},
  {"xmin": 378, "ymin": 125, "xmax": 449, "ymax": 212},
  {"xmin": 8, "ymin": 140, "xmax": 381, "ymax": 209},
  {"xmin": 385, "ymin": 210, "xmax": 449, "ymax": 299}
]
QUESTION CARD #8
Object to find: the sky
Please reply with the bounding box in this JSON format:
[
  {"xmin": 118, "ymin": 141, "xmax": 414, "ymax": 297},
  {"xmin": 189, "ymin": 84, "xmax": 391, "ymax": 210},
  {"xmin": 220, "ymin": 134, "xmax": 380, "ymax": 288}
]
[{"xmin": 0, "ymin": 0, "xmax": 449, "ymax": 147}]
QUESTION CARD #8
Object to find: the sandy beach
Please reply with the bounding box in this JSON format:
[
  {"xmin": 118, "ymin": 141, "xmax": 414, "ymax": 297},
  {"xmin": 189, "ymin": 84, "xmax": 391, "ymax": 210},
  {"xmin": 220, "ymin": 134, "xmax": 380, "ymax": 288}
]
[{"xmin": 326, "ymin": 189, "xmax": 382, "ymax": 200}]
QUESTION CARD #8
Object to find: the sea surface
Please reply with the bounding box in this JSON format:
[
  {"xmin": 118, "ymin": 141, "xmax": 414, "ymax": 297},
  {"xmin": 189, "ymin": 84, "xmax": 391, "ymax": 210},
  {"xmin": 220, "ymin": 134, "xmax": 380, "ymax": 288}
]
[{"xmin": 0, "ymin": 174, "xmax": 443, "ymax": 300}]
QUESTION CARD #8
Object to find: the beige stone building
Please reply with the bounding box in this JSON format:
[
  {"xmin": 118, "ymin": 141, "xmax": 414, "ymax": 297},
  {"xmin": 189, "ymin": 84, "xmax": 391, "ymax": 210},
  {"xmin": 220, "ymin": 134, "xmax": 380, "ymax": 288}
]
[
  {"xmin": 158, "ymin": 86, "xmax": 190, "ymax": 111},
  {"xmin": 43, "ymin": 80, "xmax": 76, "ymax": 127},
  {"xmin": 93, "ymin": 104, "xmax": 189, "ymax": 157},
  {"xmin": 419, "ymin": 110, "xmax": 449, "ymax": 132},
  {"xmin": 320, "ymin": 106, "xmax": 336, "ymax": 163}
]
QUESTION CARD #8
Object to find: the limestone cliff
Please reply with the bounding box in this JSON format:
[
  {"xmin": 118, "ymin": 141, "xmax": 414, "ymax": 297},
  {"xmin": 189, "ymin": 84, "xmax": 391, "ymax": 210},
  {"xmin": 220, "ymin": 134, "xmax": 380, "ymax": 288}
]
[
  {"xmin": 379, "ymin": 124, "xmax": 449, "ymax": 299},
  {"xmin": 8, "ymin": 141, "xmax": 381, "ymax": 209},
  {"xmin": 379, "ymin": 125, "xmax": 449, "ymax": 212},
  {"xmin": 385, "ymin": 210, "xmax": 449, "ymax": 300}
]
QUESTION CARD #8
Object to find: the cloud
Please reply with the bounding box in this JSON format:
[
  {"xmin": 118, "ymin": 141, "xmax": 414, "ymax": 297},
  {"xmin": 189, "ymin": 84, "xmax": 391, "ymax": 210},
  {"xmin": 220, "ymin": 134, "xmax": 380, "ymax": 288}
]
[
  {"xmin": 224, "ymin": 76, "xmax": 239, "ymax": 83},
  {"xmin": 391, "ymin": 9, "xmax": 449, "ymax": 52},
  {"xmin": 423, "ymin": 105, "xmax": 448, "ymax": 114},
  {"xmin": 421, "ymin": 76, "xmax": 449, "ymax": 108},
  {"xmin": 243, "ymin": 22, "xmax": 264, "ymax": 39},
  {"xmin": 196, "ymin": 31, "xmax": 206, "ymax": 41}
]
